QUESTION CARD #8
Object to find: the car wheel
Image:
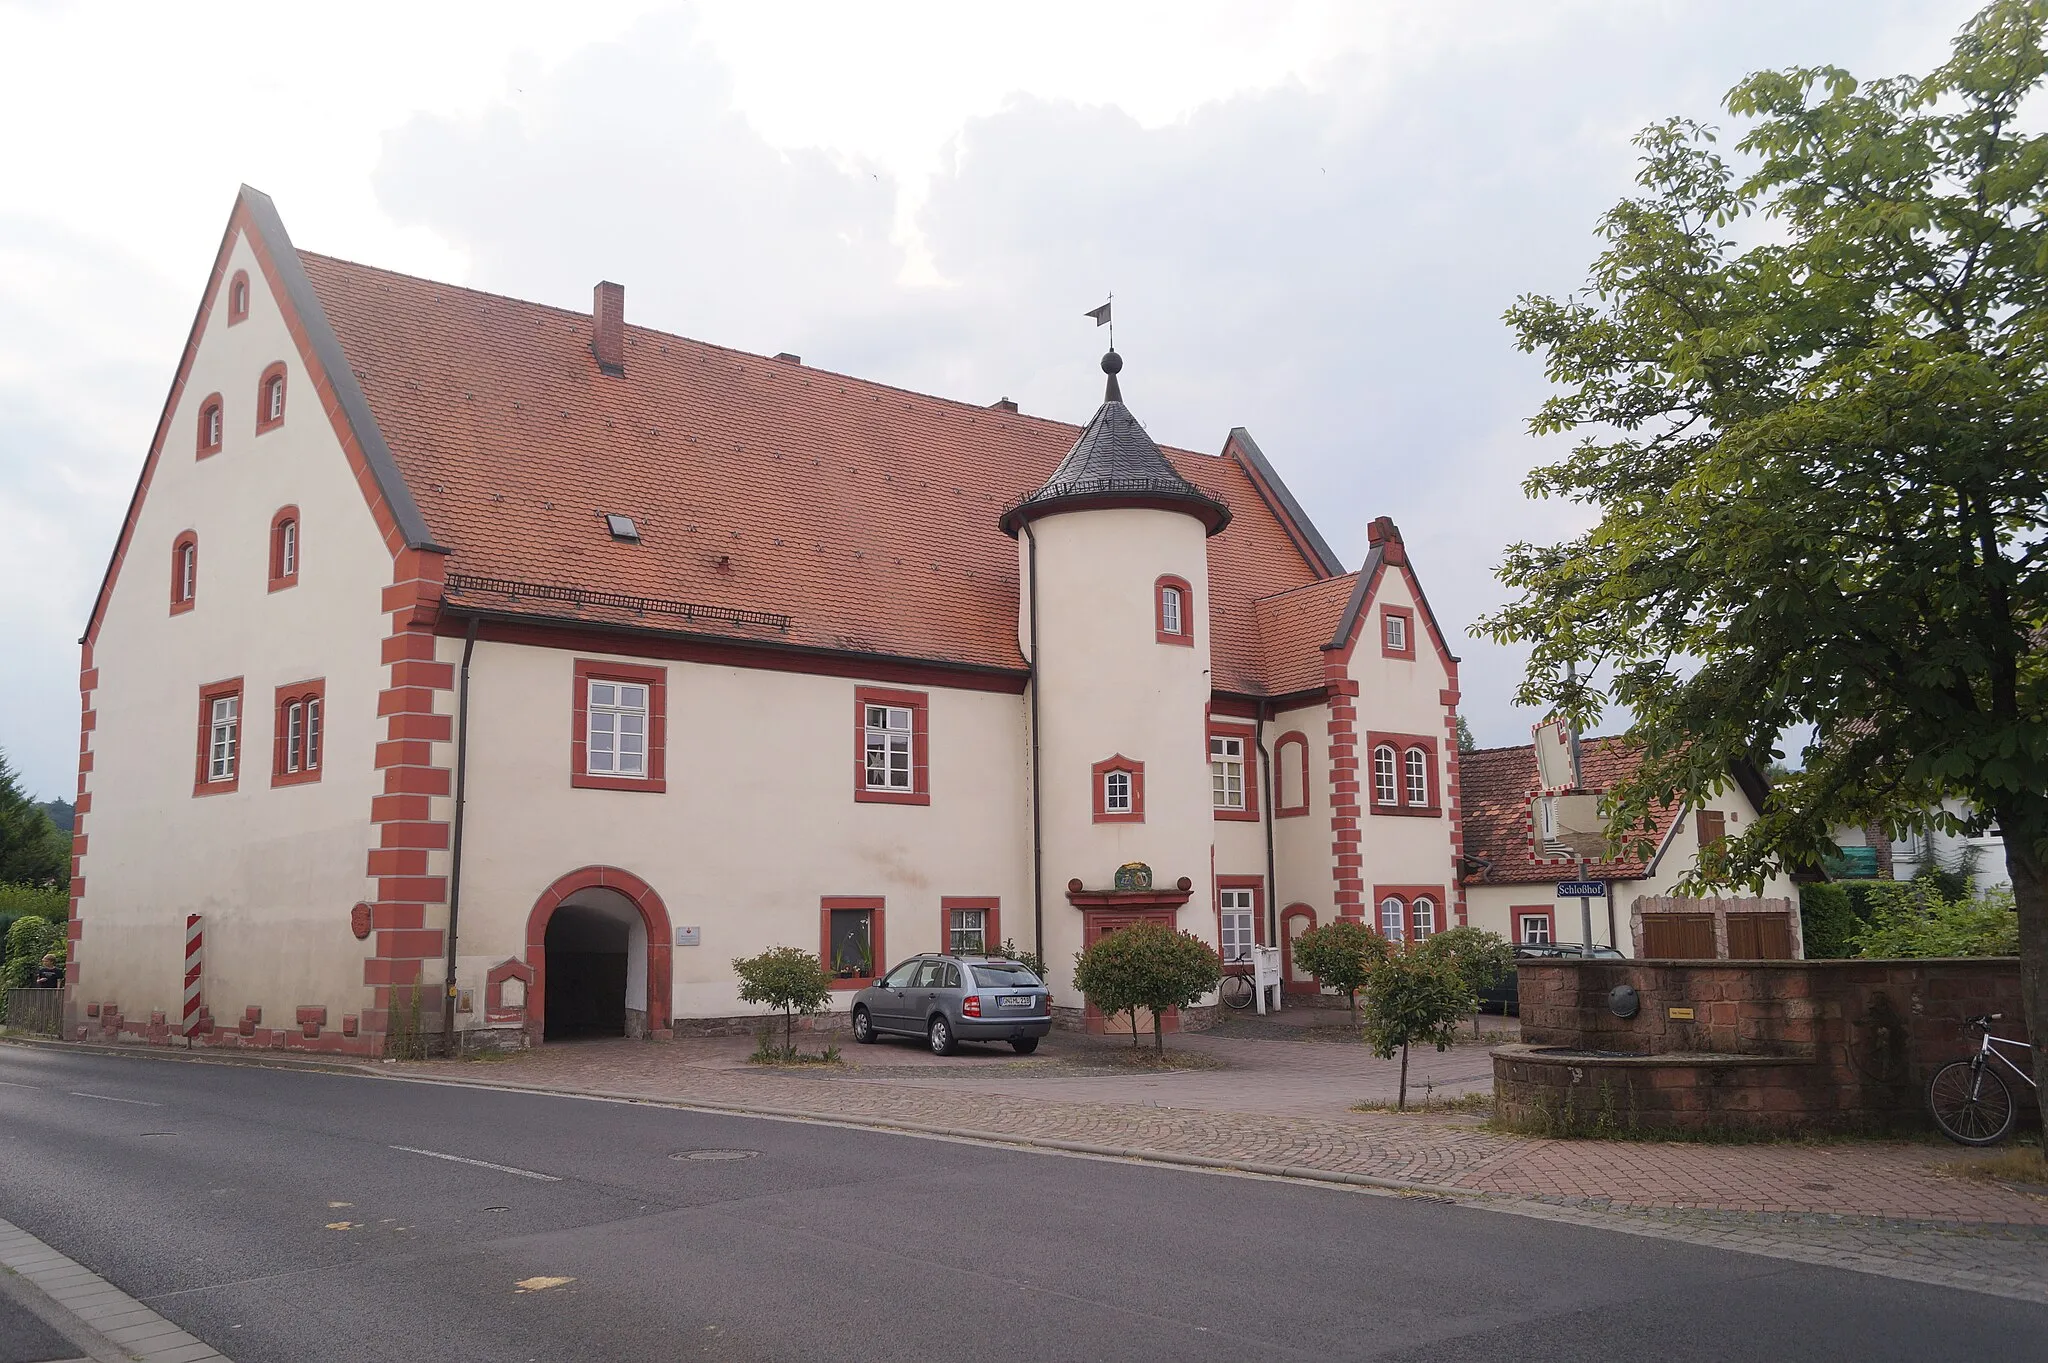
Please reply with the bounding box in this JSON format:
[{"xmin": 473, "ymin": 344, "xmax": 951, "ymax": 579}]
[
  {"xmin": 851, "ymin": 1007, "xmax": 877, "ymax": 1044},
  {"xmin": 1010, "ymin": 1037, "xmax": 1039, "ymax": 1055},
  {"xmin": 928, "ymin": 1016, "xmax": 957, "ymax": 1056}
]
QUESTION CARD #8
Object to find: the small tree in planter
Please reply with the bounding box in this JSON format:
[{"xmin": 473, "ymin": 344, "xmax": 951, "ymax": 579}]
[
  {"xmin": 1288, "ymin": 918, "xmax": 1388, "ymax": 1026},
  {"xmin": 1419, "ymin": 925, "xmax": 1514, "ymax": 1037},
  {"xmin": 733, "ymin": 946, "xmax": 832, "ymax": 1053},
  {"xmin": 1071, "ymin": 923, "xmax": 1222, "ymax": 1053},
  {"xmin": 1361, "ymin": 946, "xmax": 1473, "ymax": 1110}
]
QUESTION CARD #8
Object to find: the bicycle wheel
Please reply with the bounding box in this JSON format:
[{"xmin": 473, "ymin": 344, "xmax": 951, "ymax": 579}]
[
  {"xmin": 1218, "ymin": 973, "xmax": 1256, "ymax": 1011},
  {"xmin": 1928, "ymin": 1059, "xmax": 2016, "ymax": 1146}
]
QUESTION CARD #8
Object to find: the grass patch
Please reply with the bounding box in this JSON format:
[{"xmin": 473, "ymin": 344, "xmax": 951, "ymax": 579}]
[
  {"xmin": 1353, "ymin": 1090, "xmax": 1493, "ymax": 1115},
  {"xmin": 1934, "ymin": 1143, "xmax": 2048, "ymax": 1188},
  {"xmin": 748, "ymin": 1042, "xmax": 844, "ymax": 1067}
]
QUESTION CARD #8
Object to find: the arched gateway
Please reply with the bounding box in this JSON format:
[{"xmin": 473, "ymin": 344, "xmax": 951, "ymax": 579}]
[{"xmin": 524, "ymin": 866, "xmax": 673, "ymax": 1042}]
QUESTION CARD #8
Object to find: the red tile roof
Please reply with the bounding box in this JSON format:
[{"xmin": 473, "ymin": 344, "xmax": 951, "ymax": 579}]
[
  {"xmin": 300, "ymin": 254, "xmax": 1329, "ymax": 691},
  {"xmin": 1459, "ymin": 737, "xmax": 1685, "ymax": 884},
  {"xmin": 1253, "ymin": 574, "xmax": 1357, "ymax": 694}
]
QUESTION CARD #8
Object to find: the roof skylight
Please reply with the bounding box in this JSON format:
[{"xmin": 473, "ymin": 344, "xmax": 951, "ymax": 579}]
[{"xmin": 605, "ymin": 513, "xmax": 640, "ymax": 542}]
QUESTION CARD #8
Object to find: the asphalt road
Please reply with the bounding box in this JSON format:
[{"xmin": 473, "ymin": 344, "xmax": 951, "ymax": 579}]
[{"xmin": 1, "ymin": 1044, "xmax": 2041, "ymax": 1362}]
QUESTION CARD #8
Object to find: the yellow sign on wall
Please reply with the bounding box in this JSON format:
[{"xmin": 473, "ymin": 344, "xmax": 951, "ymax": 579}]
[{"xmin": 1668, "ymin": 1006, "xmax": 1696, "ymax": 1021}]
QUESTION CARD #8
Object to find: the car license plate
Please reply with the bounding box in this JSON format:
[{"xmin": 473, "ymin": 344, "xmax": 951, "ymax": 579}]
[{"xmin": 998, "ymin": 995, "xmax": 1033, "ymax": 1010}]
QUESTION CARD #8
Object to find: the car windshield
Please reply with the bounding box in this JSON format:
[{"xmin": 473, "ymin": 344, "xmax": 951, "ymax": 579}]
[{"xmin": 972, "ymin": 964, "xmax": 1042, "ymax": 988}]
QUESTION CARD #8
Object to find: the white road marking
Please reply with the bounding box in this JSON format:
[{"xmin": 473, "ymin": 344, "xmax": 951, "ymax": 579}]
[
  {"xmin": 68, "ymin": 1090, "xmax": 161, "ymax": 1106},
  {"xmin": 0, "ymin": 1079, "xmax": 42, "ymax": 1089},
  {"xmin": 390, "ymin": 1144, "xmax": 561, "ymax": 1181}
]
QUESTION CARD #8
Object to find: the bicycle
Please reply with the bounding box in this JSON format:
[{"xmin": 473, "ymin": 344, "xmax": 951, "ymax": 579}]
[
  {"xmin": 1218, "ymin": 959, "xmax": 1257, "ymax": 1011},
  {"xmin": 1927, "ymin": 1013, "xmax": 2038, "ymax": 1146}
]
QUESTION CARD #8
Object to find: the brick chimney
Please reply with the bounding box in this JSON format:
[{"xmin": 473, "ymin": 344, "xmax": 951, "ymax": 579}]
[
  {"xmin": 1367, "ymin": 515, "xmax": 1406, "ymax": 565},
  {"xmin": 592, "ymin": 281, "xmax": 624, "ymax": 376}
]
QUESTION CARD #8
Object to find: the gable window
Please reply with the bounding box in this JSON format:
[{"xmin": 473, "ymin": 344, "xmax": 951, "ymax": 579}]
[
  {"xmin": 1218, "ymin": 881, "xmax": 1262, "ymax": 965},
  {"xmin": 571, "ymin": 660, "xmax": 667, "ymax": 792},
  {"xmin": 1274, "ymin": 731, "xmax": 1310, "ymax": 817},
  {"xmin": 193, "ymin": 678, "xmax": 243, "ymax": 796},
  {"xmin": 1155, "ymin": 574, "xmax": 1193, "ymax": 646},
  {"xmin": 1368, "ymin": 732, "xmax": 1439, "ymax": 815},
  {"xmin": 255, "ymin": 362, "xmax": 287, "ymax": 434},
  {"xmin": 273, "ymin": 680, "xmax": 325, "ymax": 787},
  {"xmin": 196, "ymin": 395, "xmax": 224, "ymax": 457},
  {"xmin": 269, "ymin": 507, "xmax": 300, "ymax": 591},
  {"xmin": 822, "ymin": 896, "xmax": 884, "ymax": 988},
  {"xmin": 170, "ymin": 532, "xmax": 198, "ymax": 615},
  {"xmin": 1517, "ymin": 909, "xmax": 1554, "ymax": 946},
  {"xmin": 1092, "ymin": 754, "xmax": 1145, "ymax": 823},
  {"xmin": 1381, "ymin": 605, "xmax": 1415, "ymax": 659},
  {"xmin": 227, "ymin": 270, "xmax": 250, "ymax": 325},
  {"xmin": 1209, "ymin": 720, "xmax": 1258, "ymax": 820},
  {"xmin": 943, "ymin": 898, "xmax": 999, "ymax": 956},
  {"xmin": 853, "ymin": 686, "xmax": 929, "ymax": 805}
]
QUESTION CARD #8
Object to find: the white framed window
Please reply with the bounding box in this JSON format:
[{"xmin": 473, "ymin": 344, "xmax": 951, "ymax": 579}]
[
  {"xmin": 233, "ymin": 279, "xmax": 247, "ymax": 314},
  {"xmin": 1373, "ymin": 744, "xmax": 1397, "ymax": 806},
  {"xmin": 949, "ymin": 907, "xmax": 988, "ymax": 955},
  {"xmin": 1161, "ymin": 586, "xmax": 1182, "ymax": 636},
  {"xmin": 286, "ymin": 702, "xmax": 304, "ymax": 772},
  {"xmin": 205, "ymin": 405, "xmax": 221, "ymax": 447},
  {"xmin": 1404, "ymin": 746, "xmax": 1430, "ymax": 806},
  {"xmin": 179, "ymin": 543, "xmax": 197, "ymax": 602},
  {"xmin": 1210, "ymin": 734, "xmax": 1246, "ymax": 809},
  {"xmin": 266, "ymin": 375, "xmax": 285, "ymax": 422},
  {"xmin": 279, "ymin": 520, "xmax": 297, "ymax": 577},
  {"xmin": 1412, "ymin": 896, "xmax": 1436, "ymax": 940},
  {"xmin": 1378, "ymin": 894, "xmax": 1406, "ymax": 943},
  {"xmin": 208, "ymin": 695, "xmax": 239, "ymax": 782},
  {"xmin": 1519, "ymin": 913, "xmax": 1551, "ymax": 945},
  {"xmin": 1385, "ymin": 613, "xmax": 1407, "ymax": 651},
  {"xmin": 864, "ymin": 703, "xmax": 913, "ymax": 791},
  {"xmin": 587, "ymin": 679, "xmax": 649, "ymax": 776},
  {"xmin": 1104, "ymin": 769, "xmax": 1132, "ymax": 814},
  {"xmin": 1219, "ymin": 887, "xmax": 1256, "ymax": 963}
]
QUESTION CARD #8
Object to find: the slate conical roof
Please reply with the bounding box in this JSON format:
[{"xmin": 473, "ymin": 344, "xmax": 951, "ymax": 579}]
[{"xmin": 999, "ymin": 351, "xmax": 1231, "ymax": 537}]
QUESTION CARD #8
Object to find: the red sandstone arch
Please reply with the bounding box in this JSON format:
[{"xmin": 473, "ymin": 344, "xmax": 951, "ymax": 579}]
[
  {"xmin": 524, "ymin": 866, "xmax": 673, "ymax": 1042},
  {"xmin": 1280, "ymin": 903, "xmax": 1318, "ymax": 995}
]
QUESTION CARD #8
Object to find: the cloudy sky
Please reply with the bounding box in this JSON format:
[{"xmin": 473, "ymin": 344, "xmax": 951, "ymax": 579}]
[{"xmin": 0, "ymin": 0, "xmax": 1982, "ymax": 802}]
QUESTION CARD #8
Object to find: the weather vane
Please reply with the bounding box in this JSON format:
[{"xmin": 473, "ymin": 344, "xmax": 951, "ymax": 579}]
[{"xmin": 1085, "ymin": 294, "xmax": 1113, "ymax": 350}]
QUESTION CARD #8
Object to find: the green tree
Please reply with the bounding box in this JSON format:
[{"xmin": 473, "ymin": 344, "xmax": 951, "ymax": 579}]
[
  {"xmin": 1481, "ymin": 1, "xmax": 2048, "ymax": 1133},
  {"xmin": 1288, "ymin": 918, "xmax": 1389, "ymax": 1026},
  {"xmin": 1420, "ymin": 925, "xmax": 1514, "ymax": 1036},
  {"xmin": 1071, "ymin": 923, "xmax": 1221, "ymax": 1053},
  {"xmin": 1854, "ymin": 882, "xmax": 2021, "ymax": 958},
  {"xmin": 3, "ymin": 915, "xmax": 65, "ymax": 991},
  {"xmin": 1454, "ymin": 715, "xmax": 1478, "ymax": 753},
  {"xmin": 732, "ymin": 946, "xmax": 831, "ymax": 1052},
  {"xmin": 0, "ymin": 752, "xmax": 67, "ymax": 889},
  {"xmin": 1361, "ymin": 946, "xmax": 1472, "ymax": 1111}
]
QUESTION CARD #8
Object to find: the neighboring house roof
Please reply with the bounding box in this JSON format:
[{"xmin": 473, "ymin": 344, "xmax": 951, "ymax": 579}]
[
  {"xmin": 1459, "ymin": 737, "xmax": 1688, "ymax": 885},
  {"xmin": 297, "ymin": 250, "xmax": 1334, "ymax": 692}
]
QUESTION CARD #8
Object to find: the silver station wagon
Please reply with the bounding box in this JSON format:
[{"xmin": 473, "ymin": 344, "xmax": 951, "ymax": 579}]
[{"xmin": 850, "ymin": 955, "xmax": 1052, "ymax": 1056}]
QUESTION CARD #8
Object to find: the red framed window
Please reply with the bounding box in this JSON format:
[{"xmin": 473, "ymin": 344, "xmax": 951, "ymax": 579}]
[
  {"xmin": 822, "ymin": 896, "xmax": 885, "ymax": 989},
  {"xmin": 196, "ymin": 394, "xmax": 223, "ymax": 457},
  {"xmin": 169, "ymin": 531, "xmax": 198, "ymax": 614},
  {"xmin": 1216, "ymin": 877, "xmax": 1264, "ymax": 964},
  {"xmin": 1155, "ymin": 574, "xmax": 1193, "ymax": 646},
  {"xmin": 255, "ymin": 362, "xmax": 287, "ymax": 434},
  {"xmin": 272, "ymin": 679, "xmax": 325, "ymax": 787},
  {"xmin": 941, "ymin": 897, "xmax": 1000, "ymax": 955},
  {"xmin": 268, "ymin": 506, "xmax": 300, "ymax": 591},
  {"xmin": 570, "ymin": 659, "xmax": 667, "ymax": 792},
  {"xmin": 1374, "ymin": 884, "xmax": 1446, "ymax": 944},
  {"xmin": 227, "ymin": 269, "xmax": 250, "ymax": 325},
  {"xmin": 193, "ymin": 677, "xmax": 243, "ymax": 796},
  {"xmin": 1380, "ymin": 605, "xmax": 1415, "ymax": 659},
  {"xmin": 1208, "ymin": 719, "xmax": 1259, "ymax": 821},
  {"xmin": 1366, "ymin": 731, "xmax": 1438, "ymax": 816},
  {"xmin": 855, "ymin": 685, "xmax": 929, "ymax": 805},
  {"xmin": 1516, "ymin": 907, "xmax": 1555, "ymax": 946},
  {"xmin": 1274, "ymin": 731, "xmax": 1309, "ymax": 817},
  {"xmin": 1092, "ymin": 754, "xmax": 1145, "ymax": 823}
]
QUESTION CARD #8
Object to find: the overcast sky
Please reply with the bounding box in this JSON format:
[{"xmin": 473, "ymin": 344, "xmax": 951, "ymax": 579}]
[{"xmin": 0, "ymin": 0, "xmax": 1982, "ymax": 802}]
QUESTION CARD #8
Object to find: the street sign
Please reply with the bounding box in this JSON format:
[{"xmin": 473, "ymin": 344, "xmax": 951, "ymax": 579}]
[{"xmin": 1556, "ymin": 880, "xmax": 1607, "ymax": 899}]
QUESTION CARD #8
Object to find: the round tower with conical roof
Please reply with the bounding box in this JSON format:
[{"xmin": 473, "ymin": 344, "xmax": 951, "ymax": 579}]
[{"xmin": 1002, "ymin": 352, "xmax": 1231, "ymax": 1027}]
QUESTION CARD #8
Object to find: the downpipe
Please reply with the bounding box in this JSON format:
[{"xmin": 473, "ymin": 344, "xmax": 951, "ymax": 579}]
[{"xmin": 441, "ymin": 616, "xmax": 480, "ymax": 1057}]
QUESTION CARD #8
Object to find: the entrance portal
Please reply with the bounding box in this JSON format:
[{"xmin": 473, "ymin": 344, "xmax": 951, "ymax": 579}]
[{"xmin": 542, "ymin": 890, "xmax": 647, "ymax": 1038}]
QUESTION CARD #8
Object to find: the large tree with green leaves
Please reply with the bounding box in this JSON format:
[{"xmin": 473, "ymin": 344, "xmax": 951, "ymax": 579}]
[
  {"xmin": 0, "ymin": 751, "xmax": 67, "ymax": 889},
  {"xmin": 1482, "ymin": 1, "xmax": 2048, "ymax": 1126}
]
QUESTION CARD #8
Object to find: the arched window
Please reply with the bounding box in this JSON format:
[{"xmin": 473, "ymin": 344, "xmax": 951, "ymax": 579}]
[
  {"xmin": 196, "ymin": 394, "xmax": 224, "ymax": 457},
  {"xmin": 1155, "ymin": 574, "xmax": 1193, "ymax": 645},
  {"xmin": 256, "ymin": 362, "xmax": 287, "ymax": 434},
  {"xmin": 273, "ymin": 679, "xmax": 326, "ymax": 787},
  {"xmin": 269, "ymin": 507, "xmax": 300, "ymax": 591},
  {"xmin": 1378, "ymin": 895, "xmax": 1406, "ymax": 943},
  {"xmin": 1372, "ymin": 744, "xmax": 1397, "ymax": 806},
  {"xmin": 227, "ymin": 270, "xmax": 251, "ymax": 325},
  {"xmin": 1404, "ymin": 746, "xmax": 1430, "ymax": 807},
  {"xmin": 1274, "ymin": 731, "xmax": 1310, "ymax": 817},
  {"xmin": 1411, "ymin": 896, "xmax": 1436, "ymax": 941},
  {"xmin": 170, "ymin": 532, "xmax": 198, "ymax": 614},
  {"xmin": 1092, "ymin": 754, "xmax": 1144, "ymax": 822}
]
